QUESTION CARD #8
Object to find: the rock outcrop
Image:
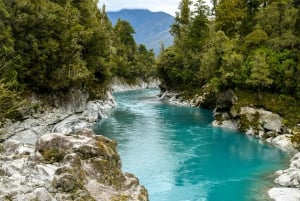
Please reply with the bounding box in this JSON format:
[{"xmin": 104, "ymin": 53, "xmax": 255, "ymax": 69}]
[
  {"xmin": 0, "ymin": 129, "xmax": 148, "ymax": 201},
  {"xmin": 239, "ymin": 106, "xmax": 283, "ymax": 134},
  {"xmin": 159, "ymin": 91, "xmax": 193, "ymax": 106},
  {"xmin": 111, "ymin": 78, "xmax": 160, "ymax": 93},
  {"xmin": 0, "ymin": 90, "xmax": 116, "ymax": 144},
  {"xmin": 269, "ymin": 152, "xmax": 300, "ymax": 201}
]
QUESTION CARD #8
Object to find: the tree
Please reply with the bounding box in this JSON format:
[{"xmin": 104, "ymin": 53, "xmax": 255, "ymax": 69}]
[
  {"xmin": 9, "ymin": 0, "xmax": 113, "ymax": 93},
  {"xmin": 246, "ymin": 48, "xmax": 273, "ymax": 100},
  {"xmin": 112, "ymin": 19, "xmax": 137, "ymax": 80},
  {"xmin": 170, "ymin": 0, "xmax": 192, "ymax": 39},
  {"xmin": 134, "ymin": 44, "xmax": 156, "ymax": 80},
  {"xmin": 242, "ymin": 28, "xmax": 269, "ymax": 51},
  {"xmin": 215, "ymin": 0, "xmax": 248, "ymax": 37},
  {"xmin": 186, "ymin": 0, "xmax": 210, "ymax": 51}
]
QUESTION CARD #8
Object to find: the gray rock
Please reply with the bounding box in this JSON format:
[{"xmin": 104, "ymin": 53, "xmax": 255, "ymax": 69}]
[
  {"xmin": 0, "ymin": 129, "xmax": 148, "ymax": 201},
  {"xmin": 52, "ymin": 89, "xmax": 89, "ymax": 114},
  {"xmin": 240, "ymin": 107, "xmax": 283, "ymax": 132},
  {"xmin": 159, "ymin": 91, "xmax": 192, "ymax": 106},
  {"xmin": 212, "ymin": 119, "xmax": 239, "ymax": 130},
  {"xmin": 52, "ymin": 115, "xmax": 91, "ymax": 134},
  {"xmin": 9, "ymin": 129, "xmax": 38, "ymax": 145},
  {"xmin": 111, "ymin": 78, "xmax": 160, "ymax": 92},
  {"xmin": 0, "ymin": 90, "xmax": 116, "ymax": 143},
  {"xmin": 272, "ymin": 134, "xmax": 294, "ymax": 151},
  {"xmin": 269, "ymin": 188, "xmax": 300, "ymax": 201},
  {"xmin": 216, "ymin": 89, "xmax": 237, "ymax": 110},
  {"xmin": 275, "ymin": 174, "xmax": 293, "ymax": 186}
]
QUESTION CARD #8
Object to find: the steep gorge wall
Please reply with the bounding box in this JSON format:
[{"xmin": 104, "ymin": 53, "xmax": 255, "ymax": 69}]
[{"xmin": 0, "ymin": 87, "xmax": 149, "ymax": 201}]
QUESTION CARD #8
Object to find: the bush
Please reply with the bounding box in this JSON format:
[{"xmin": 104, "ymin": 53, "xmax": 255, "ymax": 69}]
[
  {"xmin": 291, "ymin": 134, "xmax": 300, "ymax": 151},
  {"xmin": 0, "ymin": 81, "xmax": 24, "ymax": 122}
]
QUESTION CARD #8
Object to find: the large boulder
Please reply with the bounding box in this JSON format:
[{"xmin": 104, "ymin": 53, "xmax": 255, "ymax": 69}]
[
  {"xmin": 239, "ymin": 107, "xmax": 283, "ymax": 134},
  {"xmin": 0, "ymin": 129, "xmax": 148, "ymax": 201},
  {"xmin": 269, "ymin": 188, "xmax": 300, "ymax": 201},
  {"xmin": 272, "ymin": 134, "xmax": 294, "ymax": 151},
  {"xmin": 273, "ymin": 152, "xmax": 300, "ymax": 188}
]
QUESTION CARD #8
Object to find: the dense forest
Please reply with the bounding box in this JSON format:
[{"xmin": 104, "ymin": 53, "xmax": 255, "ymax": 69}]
[
  {"xmin": 1, "ymin": 0, "xmax": 300, "ymax": 127},
  {"xmin": 157, "ymin": 0, "xmax": 300, "ymax": 126},
  {"xmin": 0, "ymin": 0, "xmax": 155, "ymax": 121}
]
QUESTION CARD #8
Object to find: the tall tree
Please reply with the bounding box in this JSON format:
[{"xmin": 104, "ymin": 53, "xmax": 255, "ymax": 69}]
[
  {"xmin": 215, "ymin": 0, "xmax": 248, "ymax": 37},
  {"xmin": 246, "ymin": 48, "xmax": 273, "ymax": 100},
  {"xmin": 170, "ymin": 0, "xmax": 192, "ymax": 39},
  {"xmin": 112, "ymin": 19, "xmax": 137, "ymax": 79},
  {"xmin": 186, "ymin": 0, "xmax": 210, "ymax": 51}
]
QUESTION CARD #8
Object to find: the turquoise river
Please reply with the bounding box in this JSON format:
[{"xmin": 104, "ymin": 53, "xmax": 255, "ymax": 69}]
[{"xmin": 94, "ymin": 89, "xmax": 291, "ymax": 201}]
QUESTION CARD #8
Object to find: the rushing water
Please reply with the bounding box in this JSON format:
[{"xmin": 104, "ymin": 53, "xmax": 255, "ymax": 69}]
[{"xmin": 93, "ymin": 89, "xmax": 291, "ymax": 201}]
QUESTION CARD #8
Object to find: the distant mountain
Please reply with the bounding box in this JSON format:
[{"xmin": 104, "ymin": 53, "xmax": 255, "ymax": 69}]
[{"xmin": 107, "ymin": 9, "xmax": 174, "ymax": 55}]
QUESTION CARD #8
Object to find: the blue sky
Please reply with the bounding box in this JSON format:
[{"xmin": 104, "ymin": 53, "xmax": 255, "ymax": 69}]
[{"xmin": 99, "ymin": 0, "xmax": 210, "ymax": 16}]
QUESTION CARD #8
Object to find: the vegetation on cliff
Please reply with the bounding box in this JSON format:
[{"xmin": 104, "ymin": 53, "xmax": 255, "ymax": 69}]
[
  {"xmin": 157, "ymin": 0, "xmax": 300, "ymax": 127},
  {"xmin": 0, "ymin": 0, "xmax": 156, "ymax": 122}
]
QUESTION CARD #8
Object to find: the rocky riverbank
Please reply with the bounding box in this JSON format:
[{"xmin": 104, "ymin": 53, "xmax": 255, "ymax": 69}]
[
  {"xmin": 0, "ymin": 89, "xmax": 116, "ymax": 144},
  {"xmin": 0, "ymin": 84, "xmax": 154, "ymax": 201},
  {"xmin": 0, "ymin": 129, "xmax": 148, "ymax": 201},
  {"xmin": 159, "ymin": 89, "xmax": 300, "ymax": 201}
]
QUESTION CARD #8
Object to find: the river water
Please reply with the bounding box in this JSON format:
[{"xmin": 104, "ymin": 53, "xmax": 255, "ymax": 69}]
[{"xmin": 93, "ymin": 89, "xmax": 290, "ymax": 201}]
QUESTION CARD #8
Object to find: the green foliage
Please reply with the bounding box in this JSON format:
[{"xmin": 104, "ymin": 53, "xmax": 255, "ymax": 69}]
[
  {"xmin": 0, "ymin": 81, "xmax": 24, "ymax": 121},
  {"xmin": 40, "ymin": 149, "xmax": 65, "ymax": 163},
  {"xmin": 158, "ymin": 0, "xmax": 300, "ymax": 127},
  {"xmin": 157, "ymin": 47, "xmax": 184, "ymax": 88},
  {"xmin": 239, "ymin": 112, "xmax": 261, "ymax": 134},
  {"xmin": 215, "ymin": 0, "xmax": 248, "ymax": 37},
  {"xmin": 109, "ymin": 19, "xmax": 156, "ymax": 83},
  {"xmin": 291, "ymin": 134, "xmax": 300, "ymax": 150},
  {"xmin": 235, "ymin": 90, "xmax": 300, "ymax": 127},
  {"xmin": 246, "ymin": 48, "xmax": 273, "ymax": 92},
  {"xmin": 242, "ymin": 28, "xmax": 269, "ymax": 50},
  {"xmin": 0, "ymin": 0, "xmax": 156, "ymax": 122}
]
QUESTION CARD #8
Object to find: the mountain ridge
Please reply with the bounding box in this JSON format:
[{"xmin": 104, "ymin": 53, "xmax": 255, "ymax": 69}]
[{"xmin": 107, "ymin": 9, "xmax": 174, "ymax": 54}]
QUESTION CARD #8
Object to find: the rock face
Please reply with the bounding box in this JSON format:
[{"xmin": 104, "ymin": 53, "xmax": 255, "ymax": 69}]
[
  {"xmin": 111, "ymin": 78, "xmax": 160, "ymax": 93},
  {"xmin": 271, "ymin": 134, "xmax": 294, "ymax": 151},
  {"xmin": 269, "ymin": 152, "xmax": 300, "ymax": 201},
  {"xmin": 215, "ymin": 89, "xmax": 237, "ymax": 110},
  {"xmin": 269, "ymin": 188, "xmax": 300, "ymax": 201},
  {"xmin": 159, "ymin": 91, "xmax": 193, "ymax": 106},
  {"xmin": 0, "ymin": 129, "xmax": 148, "ymax": 201},
  {"xmin": 0, "ymin": 90, "xmax": 116, "ymax": 144},
  {"xmin": 239, "ymin": 106, "xmax": 283, "ymax": 134}
]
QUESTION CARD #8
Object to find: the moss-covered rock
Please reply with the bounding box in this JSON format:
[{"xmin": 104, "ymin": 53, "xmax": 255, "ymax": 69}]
[
  {"xmin": 39, "ymin": 149, "xmax": 65, "ymax": 163},
  {"xmin": 110, "ymin": 194, "xmax": 130, "ymax": 201},
  {"xmin": 291, "ymin": 134, "xmax": 300, "ymax": 150},
  {"xmin": 0, "ymin": 129, "xmax": 148, "ymax": 200},
  {"xmin": 52, "ymin": 173, "xmax": 78, "ymax": 192}
]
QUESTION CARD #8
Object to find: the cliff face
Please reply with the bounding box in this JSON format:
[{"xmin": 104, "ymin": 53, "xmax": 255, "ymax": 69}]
[
  {"xmin": 0, "ymin": 129, "xmax": 148, "ymax": 201},
  {"xmin": 0, "ymin": 89, "xmax": 116, "ymax": 144},
  {"xmin": 0, "ymin": 88, "xmax": 149, "ymax": 201}
]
